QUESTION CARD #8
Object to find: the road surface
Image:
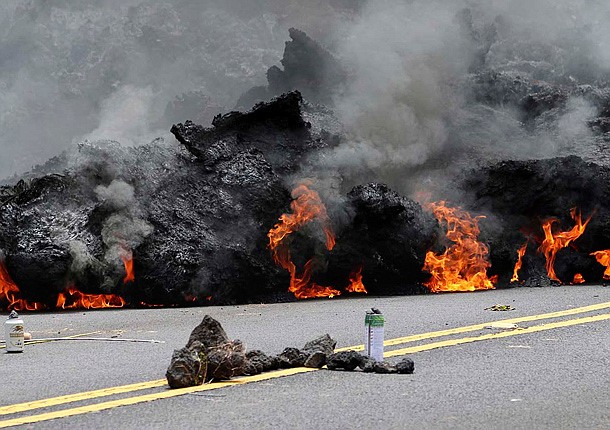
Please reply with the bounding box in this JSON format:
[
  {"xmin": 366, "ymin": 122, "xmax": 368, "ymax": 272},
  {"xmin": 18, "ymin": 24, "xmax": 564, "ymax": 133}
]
[{"xmin": 1, "ymin": 285, "xmax": 609, "ymax": 429}]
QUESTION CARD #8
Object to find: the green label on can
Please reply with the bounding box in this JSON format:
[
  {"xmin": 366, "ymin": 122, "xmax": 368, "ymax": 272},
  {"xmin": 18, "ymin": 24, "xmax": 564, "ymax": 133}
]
[{"xmin": 365, "ymin": 314, "xmax": 384, "ymax": 327}]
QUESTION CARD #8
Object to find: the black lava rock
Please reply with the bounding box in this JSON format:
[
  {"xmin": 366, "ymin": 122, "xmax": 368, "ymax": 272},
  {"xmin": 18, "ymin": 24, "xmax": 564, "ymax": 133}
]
[
  {"xmin": 396, "ymin": 358, "xmax": 415, "ymax": 374},
  {"xmin": 326, "ymin": 350, "xmax": 366, "ymax": 371},
  {"xmin": 304, "ymin": 351, "xmax": 327, "ymax": 368},
  {"xmin": 325, "ymin": 183, "xmax": 437, "ymax": 294},
  {"xmin": 187, "ymin": 315, "xmax": 229, "ymax": 349},
  {"xmin": 206, "ymin": 340, "xmax": 247, "ymax": 381},
  {"xmin": 236, "ymin": 28, "xmax": 346, "ymax": 108},
  {"xmin": 246, "ymin": 350, "xmax": 280, "ymax": 372},
  {"xmin": 302, "ymin": 334, "xmax": 337, "ymax": 356},
  {"xmin": 372, "ymin": 361, "xmax": 398, "ymax": 374},
  {"xmin": 165, "ymin": 341, "xmax": 208, "ymax": 389},
  {"xmin": 277, "ymin": 347, "xmax": 309, "ymax": 368}
]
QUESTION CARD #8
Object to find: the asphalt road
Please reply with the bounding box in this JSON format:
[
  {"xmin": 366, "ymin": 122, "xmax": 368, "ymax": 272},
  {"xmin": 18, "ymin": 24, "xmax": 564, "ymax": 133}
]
[{"xmin": 1, "ymin": 285, "xmax": 609, "ymax": 429}]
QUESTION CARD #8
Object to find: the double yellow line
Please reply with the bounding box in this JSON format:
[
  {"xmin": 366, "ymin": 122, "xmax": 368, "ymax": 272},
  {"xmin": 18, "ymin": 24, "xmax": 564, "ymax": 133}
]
[{"xmin": 1, "ymin": 301, "xmax": 609, "ymax": 428}]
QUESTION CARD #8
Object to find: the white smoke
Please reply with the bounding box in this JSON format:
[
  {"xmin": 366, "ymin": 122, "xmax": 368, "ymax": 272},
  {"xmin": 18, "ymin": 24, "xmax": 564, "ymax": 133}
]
[{"xmin": 81, "ymin": 85, "xmax": 167, "ymax": 147}]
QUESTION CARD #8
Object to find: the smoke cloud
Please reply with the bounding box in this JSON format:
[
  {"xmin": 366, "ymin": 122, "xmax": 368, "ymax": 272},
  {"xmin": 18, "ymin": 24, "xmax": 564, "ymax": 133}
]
[
  {"xmin": 0, "ymin": 0, "xmax": 357, "ymax": 179},
  {"xmin": 303, "ymin": 0, "xmax": 610, "ymax": 200},
  {"xmin": 2, "ymin": 0, "xmax": 610, "ymax": 208}
]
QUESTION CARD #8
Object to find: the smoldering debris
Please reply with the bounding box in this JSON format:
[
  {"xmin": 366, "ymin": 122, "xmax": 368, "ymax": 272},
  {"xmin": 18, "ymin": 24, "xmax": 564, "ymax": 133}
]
[{"xmin": 166, "ymin": 315, "xmax": 415, "ymax": 389}]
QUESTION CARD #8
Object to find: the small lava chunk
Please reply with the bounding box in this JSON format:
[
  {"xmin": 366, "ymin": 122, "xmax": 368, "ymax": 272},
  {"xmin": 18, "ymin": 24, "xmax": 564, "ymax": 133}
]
[
  {"xmin": 396, "ymin": 358, "xmax": 415, "ymax": 374},
  {"xmin": 326, "ymin": 350, "xmax": 366, "ymax": 371},
  {"xmin": 326, "ymin": 351, "xmax": 415, "ymax": 375}
]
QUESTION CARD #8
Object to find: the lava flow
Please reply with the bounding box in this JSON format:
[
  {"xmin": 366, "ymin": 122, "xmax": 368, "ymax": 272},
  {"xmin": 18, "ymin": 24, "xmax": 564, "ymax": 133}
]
[
  {"xmin": 56, "ymin": 285, "xmax": 126, "ymax": 309},
  {"xmin": 422, "ymin": 201, "xmax": 496, "ymax": 292},
  {"xmin": 511, "ymin": 242, "xmax": 528, "ymax": 283},
  {"xmin": 268, "ymin": 182, "xmax": 340, "ymax": 299},
  {"xmin": 346, "ymin": 266, "xmax": 367, "ymax": 294},
  {"xmin": 590, "ymin": 250, "xmax": 610, "ymax": 280},
  {"xmin": 0, "ymin": 261, "xmax": 45, "ymax": 311},
  {"xmin": 538, "ymin": 208, "xmax": 592, "ymax": 283}
]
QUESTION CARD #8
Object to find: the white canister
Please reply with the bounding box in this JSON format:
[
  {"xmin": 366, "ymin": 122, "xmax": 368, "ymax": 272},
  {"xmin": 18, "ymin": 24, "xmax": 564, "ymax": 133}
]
[
  {"xmin": 364, "ymin": 310, "xmax": 384, "ymax": 362},
  {"xmin": 5, "ymin": 310, "xmax": 24, "ymax": 353}
]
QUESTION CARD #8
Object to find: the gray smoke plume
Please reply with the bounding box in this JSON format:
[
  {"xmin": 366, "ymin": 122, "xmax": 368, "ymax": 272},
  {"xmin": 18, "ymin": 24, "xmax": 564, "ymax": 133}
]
[
  {"xmin": 94, "ymin": 179, "xmax": 153, "ymax": 286},
  {"xmin": 0, "ymin": 0, "xmax": 359, "ymax": 179},
  {"xmin": 300, "ymin": 0, "xmax": 610, "ymax": 202}
]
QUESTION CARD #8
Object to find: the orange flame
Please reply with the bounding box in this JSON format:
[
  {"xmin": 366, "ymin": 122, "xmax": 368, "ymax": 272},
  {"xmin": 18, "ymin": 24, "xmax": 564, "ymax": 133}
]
[
  {"xmin": 346, "ymin": 266, "xmax": 367, "ymax": 294},
  {"xmin": 511, "ymin": 242, "xmax": 528, "ymax": 283},
  {"xmin": 422, "ymin": 201, "xmax": 496, "ymax": 292},
  {"xmin": 537, "ymin": 208, "xmax": 591, "ymax": 283},
  {"xmin": 590, "ymin": 250, "xmax": 610, "ymax": 280},
  {"xmin": 0, "ymin": 261, "xmax": 45, "ymax": 311},
  {"xmin": 56, "ymin": 285, "xmax": 126, "ymax": 309},
  {"xmin": 121, "ymin": 248, "xmax": 135, "ymax": 284},
  {"xmin": 268, "ymin": 183, "xmax": 340, "ymax": 299},
  {"xmin": 571, "ymin": 273, "xmax": 585, "ymax": 284}
]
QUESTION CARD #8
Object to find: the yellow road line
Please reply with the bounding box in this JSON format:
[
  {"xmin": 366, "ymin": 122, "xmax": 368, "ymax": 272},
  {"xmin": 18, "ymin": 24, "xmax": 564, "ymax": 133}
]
[
  {"xmin": 0, "ymin": 379, "xmax": 167, "ymax": 416},
  {"xmin": 384, "ymin": 312, "xmax": 610, "ymax": 357},
  {"xmin": 337, "ymin": 301, "xmax": 610, "ymax": 352},
  {"xmin": 0, "ymin": 332, "xmax": 101, "ymax": 350},
  {"xmin": 0, "ymin": 368, "xmax": 317, "ymax": 429}
]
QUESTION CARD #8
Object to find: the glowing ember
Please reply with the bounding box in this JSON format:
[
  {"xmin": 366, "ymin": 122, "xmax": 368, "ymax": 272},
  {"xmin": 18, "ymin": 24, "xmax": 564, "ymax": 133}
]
[
  {"xmin": 572, "ymin": 273, "xmax": 585, "ymax": 284},
  {"xmin": 590, "ymin": 250, "xmax": 610, "ymax": 280},
  {"xmin": 268, "ymin": 182, "xmax": 340, "ymax": 299},
  {"xmin": 0, "ymin": 261, "xmax": 45, "ymax": 311},
  {"xmin": 422, "ymin": 201, "xmax": 496, "ymax": 293},
  {"xmin": 538, "ymin": 208, "xmax": 592, "ymax": 283},
  {"xmin": 511, "ymin": 242, "xmax": 528, "ymax": 283},
  {"xmin": 346, "ymin": 266, "xmax": 367, "ymax": 294},
  {"xmin": 56, "ymin": 285, "xmax": 126, "ymax": 309}
]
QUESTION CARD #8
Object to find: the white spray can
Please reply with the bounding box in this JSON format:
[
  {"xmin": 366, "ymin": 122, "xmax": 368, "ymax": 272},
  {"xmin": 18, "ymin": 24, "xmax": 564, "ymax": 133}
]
[
  {"xmin": 364, "ymin": 308, "xmax": 384, "ymax": 362},
  {"xmin": 5, "ymin": 310, "xmax": 24, "ymax": 353}
]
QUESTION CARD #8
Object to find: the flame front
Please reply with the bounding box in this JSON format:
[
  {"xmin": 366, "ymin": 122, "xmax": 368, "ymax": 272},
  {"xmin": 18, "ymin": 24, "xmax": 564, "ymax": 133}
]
[
  {"xmin": 346, "ymin": 266, "xmax": 367, "ymax": 294},
  {"xmin": 56, "ymin": 285, "xmax": 126, "ymax": 309},
  {"xmin": 0, "ymin": 261, "xmax": 45, "ymax": 311},
  {"xmin": 591, "ymin": 250, "xmax": 610, "ymax": 280},
  {"xmin": 511, "ymin": 242, "xmax": 528, "ymax": 283},
  {"xmin": 422, "ymin": 201, "xmax": 496, "ymax": 293},
  {"xmin": 538, "ymin": 208, "xmax": 591, "ymax": 283},
  {"xmin": 268, "ymin": 183, "xmax": 340, "ymax": 299}
]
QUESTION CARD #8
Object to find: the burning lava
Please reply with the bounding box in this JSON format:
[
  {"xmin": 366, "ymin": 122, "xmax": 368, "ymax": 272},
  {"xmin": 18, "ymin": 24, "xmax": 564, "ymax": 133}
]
[
  {"xmin": 511, "ymin": 242, "xmax": 528, "ymax": 283},
  {"xmin": 590, "ymin": 250, "xmax": 610, "ymax": 280},
  {"xmin": 121, "ymin": 248, "xmax": 135, "ymax": 284},
  {"xmin": 572, "ymin": 273, "xmax": 585, "ymax": 284},
  {"xmin": 509, "ymin": 208, "xmax": 598, "ymax": 285},
  {"xmin": 422, "ymin": 201, "xmax": 497, "ymax": 293},
  {"xmin": 268, "ymin": 183, "xmax": 369, "ymax": 299},
  {"xmin": 538, "ymin": 208, "xmax": 592, "ymax": 283},
  {"xmin": 346, "ymin": 266, "xmax": 367, "ymax": 294},
  {"xmin": 0, "ymin": 259, "xmax": 127, "ymax": 312},
  {"xmin": 0, "ymin": 261, "xmax": 45, "ymax": 311},
  {"xmin": 268, "ymin": 183, "xmax": 341, "ymax": 299},
  {"xmin": 56, "ymin": 285, "xmax": 126, "ymax": 309}
]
